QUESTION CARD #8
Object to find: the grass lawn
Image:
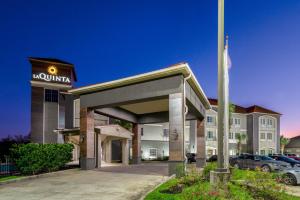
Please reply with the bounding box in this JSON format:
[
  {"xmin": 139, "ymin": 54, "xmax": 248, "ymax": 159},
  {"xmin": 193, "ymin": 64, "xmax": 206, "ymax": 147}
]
[
  {"xmin": 145, "ymin": 167, "xmax": 300, "ymax": 200},
  {"xmin": 0, "ymin": 175, "xmax": 23, "ymax": 182}
]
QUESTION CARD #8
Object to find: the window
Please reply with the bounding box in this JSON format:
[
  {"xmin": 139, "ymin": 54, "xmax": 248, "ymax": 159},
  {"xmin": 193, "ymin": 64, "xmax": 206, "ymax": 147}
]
[
  {"xmin": 149, "ymin": 148, "xmax": 157, "ymax": 159},
  {"xmin": 261, "ymin": 118, "xmax": 266, "ymax": 126},
  {"xmin": 260, "ymin": 132, "xmax": 266, "ymax": 140},
  {"xmin": 141, "ymin": 128, "xmax": 144, "ymax": 136},
  {"xmin": 229, "ymin": 132, "xmax": 234, "ymax": 139},
  {"xmin": 234, "ymin": 118, "xmax": 241, "ymax": 126},
  {"xmin": 207, "ymin": 131, "xmax": 215, "ymax": 140},
  {"xmin": 73, "ymin": 99, "xmax": 80, "ymax": 127},
  {"xmin": 267, "ymin": 133, "xmax": 272, "ymax": 140},
  {"xmin": 45, "ymin": 89, "xmax": 58, "ymax": 102},
  {"xmin": 268, "ymin": 149, "xmax": 273, "ymax": 155},
  {"xmin": 207, "ymin": 116, "xmax": 214, "ymax": 124},
  {"xmin": 260, "ymin": 149, "xmax": 266, "ymax": 155}
]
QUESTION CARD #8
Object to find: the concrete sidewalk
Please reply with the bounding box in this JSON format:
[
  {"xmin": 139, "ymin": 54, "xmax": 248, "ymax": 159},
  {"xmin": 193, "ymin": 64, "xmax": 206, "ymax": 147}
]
[{"xmin": 0, "ymin": 164, "xmax": 169, "ymax": 200}]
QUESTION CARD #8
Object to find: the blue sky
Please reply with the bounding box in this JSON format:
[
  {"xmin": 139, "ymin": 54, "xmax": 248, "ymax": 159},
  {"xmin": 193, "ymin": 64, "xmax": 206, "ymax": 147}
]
[{"xmin": 0, "ymin": 0, "xmax": 299, "ymax": 138}]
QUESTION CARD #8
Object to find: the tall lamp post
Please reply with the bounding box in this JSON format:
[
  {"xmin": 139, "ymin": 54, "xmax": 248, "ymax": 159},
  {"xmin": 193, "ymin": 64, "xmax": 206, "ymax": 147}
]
[{"xmin": 210, "ymin": 0, "xmax": 230, "ymax": 185}]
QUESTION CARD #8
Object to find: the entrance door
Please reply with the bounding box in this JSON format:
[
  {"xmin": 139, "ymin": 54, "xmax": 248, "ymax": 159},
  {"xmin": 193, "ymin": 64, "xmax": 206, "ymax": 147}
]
[{"xmin": 111, "ymin": 140, "xmax": 122, "ymax": 162}]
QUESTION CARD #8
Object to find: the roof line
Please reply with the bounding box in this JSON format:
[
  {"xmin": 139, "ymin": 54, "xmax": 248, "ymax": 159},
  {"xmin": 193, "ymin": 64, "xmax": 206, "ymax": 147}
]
[{"xmin": 69, "ymin": 63, "xmax": 211, "ymax": 109}]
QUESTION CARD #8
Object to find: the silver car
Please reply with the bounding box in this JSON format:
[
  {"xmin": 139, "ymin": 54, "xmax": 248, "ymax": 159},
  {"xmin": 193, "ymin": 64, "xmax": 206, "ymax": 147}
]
[{"xmin": 282, "ymin": 167, "xmax": 300, "ymax": 185}]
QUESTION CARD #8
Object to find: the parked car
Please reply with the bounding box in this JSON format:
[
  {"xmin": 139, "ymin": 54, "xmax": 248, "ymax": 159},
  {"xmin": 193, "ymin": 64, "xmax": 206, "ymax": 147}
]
[
  {"xmin": 284, "ymin": 154, "xmax": 300, "ymax": 161},
  {"xmin": 281, "ymin": 168, "xmax": 300, "ymax": 185},
  {"xmin": 186, "ymin": 153, "xmax": 196, "ymax": 163},
  {"xmin": 230, "ymin": 154, "xmax": 290, "ymax": 172},
  {"xmin": 206, "ymin": 155, "xmax": 218, "ymax": 162},
  {"xmin": 269, "ymin": 155, "xmax": 300, "ymax": 167}
]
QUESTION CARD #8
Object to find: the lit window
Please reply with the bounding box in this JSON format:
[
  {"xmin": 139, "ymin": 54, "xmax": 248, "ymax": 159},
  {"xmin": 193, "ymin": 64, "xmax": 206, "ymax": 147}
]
[
  {"xmin": 45, "ymin": 89, "xmax": 58, "ymax": 102},
  {"xmin": 149, "ymin": 148, "xmax": 157, "ymax": 158},
  {"xmin": 260, "ymin": 132, "xmax": 266, "ymax": 140}
]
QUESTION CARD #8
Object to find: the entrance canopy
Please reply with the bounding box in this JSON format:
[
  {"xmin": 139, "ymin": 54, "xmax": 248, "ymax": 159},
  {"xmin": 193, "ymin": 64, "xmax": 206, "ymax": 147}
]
[{"xmin": 95, "ymin": 125, "xmax": 133, "ymax": 139}]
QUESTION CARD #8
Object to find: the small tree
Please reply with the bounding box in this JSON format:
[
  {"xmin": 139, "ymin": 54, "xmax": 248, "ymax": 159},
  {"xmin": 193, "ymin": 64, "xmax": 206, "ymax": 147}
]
[
  {"xmin": 236, "ymin": 133, "xmax": 247, "ymax": 155},
  {"xmin": 280, "ymin": 135, "xmax": 290, "ymax": 154}
]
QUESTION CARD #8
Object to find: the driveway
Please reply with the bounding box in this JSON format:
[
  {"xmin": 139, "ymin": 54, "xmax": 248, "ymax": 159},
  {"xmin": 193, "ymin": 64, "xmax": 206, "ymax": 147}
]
[{"xmin": 0, "ymin": 163, "xmax": 169, "ymax": 200}]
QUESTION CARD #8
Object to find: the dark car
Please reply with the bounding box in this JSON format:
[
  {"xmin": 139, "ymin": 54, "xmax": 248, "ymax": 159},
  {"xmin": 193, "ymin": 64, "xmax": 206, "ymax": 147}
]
[
  {"xmin": 284, "ymin": 154, "xmax": 300, "ymax": 161},
  {"xmin": 186, "ymin": 153, "xmax": 196, "ymax": 163},
  {"xmin": 230, "ymin": 154, "xmax": 290, "ymax": 172},
  {"xmin": 269, "ymin": 155, "xmax": 300, "ymax": 167},
  {"xmin": 207, "ymin": 155, "xmax": 218, "ymax": 162}
]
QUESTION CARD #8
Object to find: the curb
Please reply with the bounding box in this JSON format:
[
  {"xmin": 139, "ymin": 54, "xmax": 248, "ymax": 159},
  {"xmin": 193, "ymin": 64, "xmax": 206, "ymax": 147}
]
[
  {"xmin": 0, "ymin": 168, "xmax": 79, "ymax": 186},
  {"xmin": 139, "ymin": 174, "xmax": 176, "ymax": 200}
]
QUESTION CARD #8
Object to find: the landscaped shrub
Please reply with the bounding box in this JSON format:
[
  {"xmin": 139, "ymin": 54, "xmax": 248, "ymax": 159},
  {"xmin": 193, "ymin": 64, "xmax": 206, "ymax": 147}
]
[
  {"xmin": 175, "ymin": 163, "xmax": 185, "ymax": 178},
  {"xmin": 202, "ymin": 161, "xmax": 217, "ymax": 181},
  {"xmin": 10, "ymin": 143, "xmax": 73, "ymax": 175}
]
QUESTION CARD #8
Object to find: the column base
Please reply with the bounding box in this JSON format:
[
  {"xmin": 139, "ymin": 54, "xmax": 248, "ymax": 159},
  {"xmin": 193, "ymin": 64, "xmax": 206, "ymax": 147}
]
[
  {"xmin": 196, "ymin": 158, "xmax": 206, "ymax": 168},
  {"xmin": 132, "ymin": 157, "xmax": 141, "ymax": 164},
  {"xmin": 168, "ymin": 160, "xmax": 185, "ymax": 176},
  {"xmin": 80, "ymin": 157, "xmax": 95, "ymax": 170},
  {"xmin": 210, "ymin": 169, "xmax": 231, "ymax": 185}
]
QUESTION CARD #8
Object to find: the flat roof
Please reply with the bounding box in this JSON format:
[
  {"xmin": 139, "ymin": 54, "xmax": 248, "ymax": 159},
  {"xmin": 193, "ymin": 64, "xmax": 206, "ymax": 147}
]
[{"xmin": 68, "ymin": 63, "xmax": 211, "ymax": 109}]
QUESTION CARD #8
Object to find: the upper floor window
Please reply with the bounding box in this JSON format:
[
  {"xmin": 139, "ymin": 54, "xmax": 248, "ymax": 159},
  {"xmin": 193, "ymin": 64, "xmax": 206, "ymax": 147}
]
[
  {"xmin": 234, "ymin": 118, "xmax": 241, "ymax": 126},
  {"xmin": 207, "ymin": 116, "xmax": 214, "ymax": 124},
  {"xmin": 45, "ymin": 89, "xmax": 58, "ymax": 102},
  {"xmin": 260, "ymin": 132, "xmax": 266, "ymax": 140},
  {"xmin": 229, "ymin": 132, "xmax": 234, "ymax": 139},
  {"xmin": 73, "ymin": 99, "xmax": 80, "ymax": 127},
  {"xmin": 267, "ymin": 133, "xmax": 272, "ymax": 140},
  {"xmin": 207, "ymin": 131, "xmax": 215, "ymax": 140},
  {"xmin": 141, "ymin": 128, "xmax": 144, "ymax": 136}
]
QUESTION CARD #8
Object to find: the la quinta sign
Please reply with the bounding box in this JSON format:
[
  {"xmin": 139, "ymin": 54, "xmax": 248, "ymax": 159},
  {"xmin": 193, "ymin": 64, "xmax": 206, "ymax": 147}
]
[{"xmin": 32, "ymin": 66, "xmax": 71, "ymax": 84}]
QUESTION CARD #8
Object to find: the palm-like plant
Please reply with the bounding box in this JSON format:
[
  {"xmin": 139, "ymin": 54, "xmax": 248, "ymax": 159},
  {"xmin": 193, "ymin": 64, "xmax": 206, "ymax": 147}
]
[
  {"xmin": 236, "ymin": 133, "xmax": 247, "ymax": 155},
  {"xmin": 280, "ymin": 135, "xmax": 290, "ymax": 154}
]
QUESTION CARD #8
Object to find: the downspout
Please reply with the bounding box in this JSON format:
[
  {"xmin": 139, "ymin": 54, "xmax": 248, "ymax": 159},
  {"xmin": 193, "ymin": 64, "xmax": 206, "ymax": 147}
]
[{"xmin": 183, "ymin": 73, "xmax": 192, "ymax": 171}]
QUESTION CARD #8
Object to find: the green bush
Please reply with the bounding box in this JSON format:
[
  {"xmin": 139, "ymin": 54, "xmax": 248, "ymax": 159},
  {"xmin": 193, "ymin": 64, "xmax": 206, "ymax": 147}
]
[
  {"xmin": 10, "ymin": 143, "xmax": 73, "ymax": 175},
  {"xmin": 202, "ymin": 162, "xmax": 217, "ymax": 181}
]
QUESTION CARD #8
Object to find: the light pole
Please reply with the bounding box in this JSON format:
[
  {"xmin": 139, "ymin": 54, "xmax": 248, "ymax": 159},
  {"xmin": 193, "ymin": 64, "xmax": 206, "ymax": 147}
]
[{"xmin": 210, "ymin": 0, "xmax": 230, "ymax": 185}]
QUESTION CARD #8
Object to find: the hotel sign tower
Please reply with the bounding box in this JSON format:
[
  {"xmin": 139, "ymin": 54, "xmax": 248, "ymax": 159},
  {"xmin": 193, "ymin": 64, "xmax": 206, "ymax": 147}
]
[{"xmin": 30, "ymin": 57, "xmax": 77, "ymax": 144}]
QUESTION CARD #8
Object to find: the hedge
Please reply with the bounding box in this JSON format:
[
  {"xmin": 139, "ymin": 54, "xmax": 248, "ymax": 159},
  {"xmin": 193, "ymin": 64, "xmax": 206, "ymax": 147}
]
[{"xmin": 10, "ymin": 143, "xmax": 74, "ymax": 175}]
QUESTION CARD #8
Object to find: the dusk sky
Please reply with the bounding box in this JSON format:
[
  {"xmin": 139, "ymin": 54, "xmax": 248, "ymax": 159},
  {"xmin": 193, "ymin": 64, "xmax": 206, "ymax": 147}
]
[{"xmin": 0, "ymin": 0, "xmax": 299, "ymax": 138}]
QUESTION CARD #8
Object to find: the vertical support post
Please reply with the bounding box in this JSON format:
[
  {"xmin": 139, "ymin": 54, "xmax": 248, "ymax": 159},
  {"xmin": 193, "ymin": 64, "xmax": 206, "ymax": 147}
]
[
  {"xmin": 196, "ymin": 119, "xmax": 206, "ymax": 167},
  {"xmin": 168, "ymin": 93, "xmax": 185, "ymax": 175},
  {"xmin": 96, "ymin": 133, "xmax": 102, "ymax": 168},
  {"xmin": 80, "ymin": 107, "xmax": 95, "ymax": 170},
  {"xmin": 105, "ymin": 139, "xmax": 112, "ymax": 163},
  {"xmin": 122, "ymin": 139, "xmax": 129, "ymax": 165},
  {"xmin": 189, "ymin": 120, "xmax": 197, "ymax": 154},
  {"xmin": 132, "ymin": 124, "xmax": 141, "ymax": 164}
]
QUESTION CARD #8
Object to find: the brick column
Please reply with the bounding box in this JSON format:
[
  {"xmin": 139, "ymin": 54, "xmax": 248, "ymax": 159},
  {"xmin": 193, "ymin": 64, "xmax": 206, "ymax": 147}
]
[
  {"xmin": 132, "ymin": 123, "xmax": 141, "ymax": 164},
  {"xmin": 168, "ymin": 93, "xmax": 185, "ymax": 175},
  {"xmin": 196, "ymin": 118, "xmax": 206, "ymax": 167},
  {"xmin": 80, "ymin": 108, "xmax": 95, "ymax": 170}
]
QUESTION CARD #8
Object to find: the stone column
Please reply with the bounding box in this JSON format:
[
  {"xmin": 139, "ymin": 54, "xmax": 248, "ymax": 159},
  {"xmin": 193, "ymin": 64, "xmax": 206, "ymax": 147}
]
[
  {"xmin": 122, "ymin": 139, "xmax": 129, "ymax": 165},
  {"xmin": 105, "ymin": 139, "xmax": 112, "ymax": 163},
  {"xmin": 132, "ymin": 123, "xmax": 141, "ymax": 164},
  {"xmin": 80, "ymin": 108, "xmax": 95, "ymax": 170},
  {"xmin": 168, "ymin": 93, "xmax": 185, "ymax": 175},
  {"xmin": 96, "ymin": 133, "xmax": 102, "ymax": 168},
  {"xmin": 189, "ymin": 120, "xmax": 197, "ymax": 153},
  {"xmin": 196, "ymin": 119, "xmax": 206, "ymax": 167}
]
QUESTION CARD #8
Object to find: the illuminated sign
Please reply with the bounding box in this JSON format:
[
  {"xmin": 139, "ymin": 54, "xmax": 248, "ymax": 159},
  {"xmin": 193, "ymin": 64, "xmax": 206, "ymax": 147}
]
[{"xmin": 32, "ymin": 66, "xmax": 71, "ymax": 84}]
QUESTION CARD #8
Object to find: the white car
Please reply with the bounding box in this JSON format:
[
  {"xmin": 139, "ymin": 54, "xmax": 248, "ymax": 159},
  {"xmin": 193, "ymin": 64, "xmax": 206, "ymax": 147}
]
[{"xmin": 282, "ymin": 167, "xmax": 300, "ymax": 185}]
